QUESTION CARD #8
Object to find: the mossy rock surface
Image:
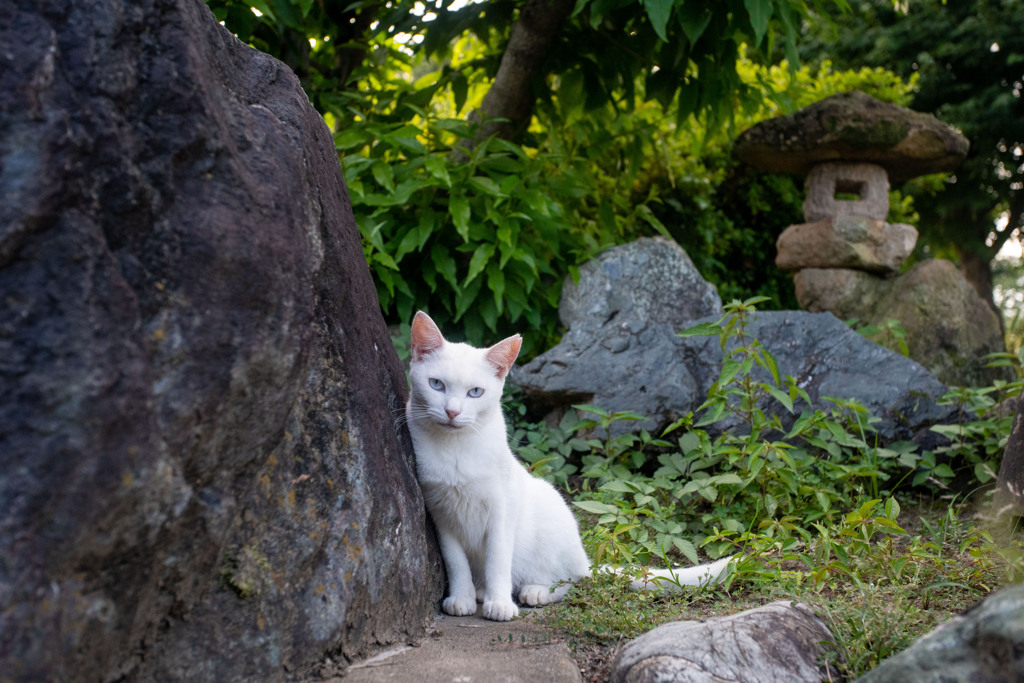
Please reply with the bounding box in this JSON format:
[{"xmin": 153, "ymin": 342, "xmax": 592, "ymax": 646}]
[{"xmin": 734, "ymin": 91, "xmax": 969, "ymax": 180}]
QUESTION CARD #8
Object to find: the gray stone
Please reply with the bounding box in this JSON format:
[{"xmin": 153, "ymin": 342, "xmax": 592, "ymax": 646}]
[
  {"xmin": 0, "ymin": 1, "xmax": 439, "ymax": 681},
  {"xmin": 514, "ymin": 319, "xmax": 708, "ymax": 436},
  {"xmin": 797, "ymin": 261, "xmax": 1011, "ymax": 388},
  {"xmin": 776, "ymin": 216, "xmax": 918, "ymax": 273},
  {"xmin": 794, "ymin": 268, "xmax": 891, "ymax": 320},
  {"xmin": 703, "ymin": 310, "xmax": 958, "ymax": 442},
  {"xmin": 517, "ymin": 237, "xmax": 721, "ymax": 435},
  {"xmin": 734, "ymin": 90, "xmax": 969, "ymax": 181},
  {"xmin": 611, "ymin": 601, "xmax": 837, "ymax": 683},
  {"xmin": 803, "ymin": 162, "xmax": 890, "ymax": 222},
  {"xmin": 856, "ymin": 585, "xmax": 1024, "ymax": 683},
  {"xmin": 517, "ymin": 241, "xmax": 958, "ymax": 441},
  {"xmin": 559, "ymin": 236, "xmax": 723, "ymax": 333}
]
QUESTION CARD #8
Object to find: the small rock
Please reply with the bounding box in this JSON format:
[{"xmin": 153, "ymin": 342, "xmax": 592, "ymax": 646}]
[{"xmin": 611, "ymin": 601, "xmax": 837, "ymax": 683}]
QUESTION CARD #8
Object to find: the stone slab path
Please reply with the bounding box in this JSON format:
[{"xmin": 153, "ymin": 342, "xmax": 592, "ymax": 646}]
[{"xmin": 335, "ymin": 608, "xmax": 582, "ymax": 683}]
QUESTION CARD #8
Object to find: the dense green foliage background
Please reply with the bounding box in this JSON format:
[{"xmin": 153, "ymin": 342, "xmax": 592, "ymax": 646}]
[
  {"xmin": 205, "ymin": 0, "xmax": 924, "ymax": 352},
  {"xmin": 205, "ymin": 1, "xmax": 1021, "ymax": 353}
]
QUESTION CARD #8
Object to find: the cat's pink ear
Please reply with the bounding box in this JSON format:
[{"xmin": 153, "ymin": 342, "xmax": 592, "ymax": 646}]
[
  {"xmin": 410, "ymin": 311, "xmax": 445, "ymax": 361},
  {"xmin": 486, "ymin": 334, "xmax": 522, "ymax": 379}
]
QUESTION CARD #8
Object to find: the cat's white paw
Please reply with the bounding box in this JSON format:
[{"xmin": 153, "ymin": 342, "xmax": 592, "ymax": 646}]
[
  {"xmin": 482, "ymin": 599, "xmax": 519, "ymax": 621},
  {"xmin": 442, "ymin": 595, "xmax": 478, "ymax": 616},
  {"xmin": 519, "ymin": 584, "xmax": 556, "ymax": 606}
]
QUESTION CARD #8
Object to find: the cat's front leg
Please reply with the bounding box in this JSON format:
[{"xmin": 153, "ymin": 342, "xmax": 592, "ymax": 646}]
[
  {"xmin": 436, "ymin": 528, "xmax": 477, "ymax": 616},
  {"xmin": 481, "ymin": 516, "xmax": 518, "ymax": 621}
]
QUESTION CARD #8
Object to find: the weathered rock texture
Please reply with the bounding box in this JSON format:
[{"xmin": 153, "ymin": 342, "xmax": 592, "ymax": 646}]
[
  {"xmin": 734, "ymin": 90, "xmax": 969, "ymax": 181},
  {"xmin": 776, "ymin": 216, "xmax": 918, "ymax": 274},
  {"xmin": 803, "ymin": 162, "xmax": 890, "ymax": 222},
  {"xmin": 857, "ymin": 585, "xmax": 1024, "ymax": 683},
  {"xmin": 611, "ymin": 601, "xmax": 837, "ymax": 683},
  {"xmin": 559, "ymin": 236, "xmax": 724, "ymax": 336},
  {"xmin": 516, "ymin": 239, "xmax": 958, "ymax": 441},
  {"xmin": 995, "ymin": 386, "xmax": 1024, "ymax": 516},
  {"xmin": 796, "ymin": 260, "xmax": 1010, "ymax": 388},
  {"xmin": 0, "ymin": 1, "xmax": 439, "ymax": 681},
  {"xmin": 515, "ymin": 238, "xmax": 721, "ymax": 433}
]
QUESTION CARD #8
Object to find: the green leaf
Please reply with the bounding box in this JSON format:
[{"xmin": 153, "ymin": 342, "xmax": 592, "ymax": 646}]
[
  {"xmin": 975, "ymin": 461, "xmax": 996, "ymax": 483},
  {"xmin": 465, "ymin": 244, "xmax": 495, "ymax": 284},
  {"xmin": 744, "ymin": 0, "xmax": 773, "ymax": 46},
  {"xmin": 371, "ymin": 161, "xmax": 395, "ymax": 193},
  {"xmin": 424, "ymin": 156, "xmax": 451, "ymax": 187},
  {"xmin": 573, "ymin": 404, "xmax": 610, "ymax": 418},
  {"xmin": 600, "ymin": 480, "xmax": 639, "ymax": 494},
  {"xmin": 635, "ymin": 204, "xmax": 671, "ymax": 238},
  {"xmin": 373, "ymin": 250, "xmax": 399, "ymax": 271},
  {"xmin": 430, "ymin": 244, "xmax": 458, "ymax": 291},
  {"xmin": 487, "ymin": 265, "xmax": 505, "ymax": 312},
  {"xmin": 382, "ymin": 130, "xmax": 426, "ymax": 154},
  {"xmin": 449, "ymin": 194, "xmax": 471, "ymax": 241},
  {"xmin": 673, "ymin": 537, "xmax": 699, "ymax": 565},
  {"xmin": 719, "ymin": 359, "xmax": 742, "ymax": 386},
  {"xmin": 334, "ymin": 129, "xmax": 367, "ymax": 150},
  {"xmin": 643, "ymin": 0, "xmax": 674, "ymax": 42},
  {"xmin": 884, "ymin": 497, "xmax": 901, "ymax": 521},
  {"xmin": 468, "ymin": 175, "xmax": 505, "ymax": 197},
  {"xmin": 762, "ymin": 384, "xmax": 794, "ymax": 413},
  {"xmin": 678, "ymin": 2, "xmax": 712, "ymax": 44},
  {"xmin": 573, "ymin": 500, "xmax": 620, "ymax": 515},
  {"xmin": 268, "ymin": 0, "xmax": 305, "ymax": 31},
  {"xmin": 678, "ymin": 322, "xmax": 722, "ymax": 337},
  {"xmin": 698, "ymin": 485, "xmax": 718, "ymax": 503}
]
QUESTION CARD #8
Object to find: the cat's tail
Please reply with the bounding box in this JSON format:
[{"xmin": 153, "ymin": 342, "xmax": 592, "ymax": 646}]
[{"xmin": 613, "ymin": 555, "xmax": 734, "ymax": 592}]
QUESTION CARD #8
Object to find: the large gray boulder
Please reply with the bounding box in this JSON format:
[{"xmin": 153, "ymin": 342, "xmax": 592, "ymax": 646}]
[
  {"xmin": 856, "ymin": 585, "xmax": 1024, "ymax": 683},
  {"xmin": 0, "ymin": 1, "xmax": 439, "ymax": 681},
  {"xmin": 611, "ymin": 601, "xmax": 837, "ymax": 683},
  {"xmin": 515, "ymin": 237, "xmax": 722, "ymax": 432},
  {"xmin": 517, "ymin": 240, "xmax": 958, "ymax": 440}
]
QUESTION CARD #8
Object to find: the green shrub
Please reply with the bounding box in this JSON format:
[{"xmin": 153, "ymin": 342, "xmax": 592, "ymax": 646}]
[{"xmin": 510, "ymin": 297, "xmax": 1023, "ymax": 593}]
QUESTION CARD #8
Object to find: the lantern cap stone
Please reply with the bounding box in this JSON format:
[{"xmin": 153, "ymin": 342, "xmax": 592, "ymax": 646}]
[{"xmin": 733, "ymin": 90, "xmax": 969, "ymax": 181}]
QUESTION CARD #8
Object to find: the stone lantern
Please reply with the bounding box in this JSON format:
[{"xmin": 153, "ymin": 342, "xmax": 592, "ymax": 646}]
[{"xmin": 734, "ymin": 91, "xmax": 1008, "ymax": 387}]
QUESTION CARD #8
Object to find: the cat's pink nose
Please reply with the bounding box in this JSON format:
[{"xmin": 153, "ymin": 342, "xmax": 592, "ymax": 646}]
[{"xmin": 445, "ymin": 408, "xmax": 460, "ymax": 420}]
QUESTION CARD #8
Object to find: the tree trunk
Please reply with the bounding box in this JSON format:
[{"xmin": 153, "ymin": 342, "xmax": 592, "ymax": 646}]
[{"xmin": 468, "ymin": 0, "xmax": 576, "ymax": 144}]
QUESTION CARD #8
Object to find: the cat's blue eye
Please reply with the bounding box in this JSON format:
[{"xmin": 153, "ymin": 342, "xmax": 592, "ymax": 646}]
[
  {"xmin": 467, "ymin": 387, "xmax": 484, "ymax": 398},
  {"xmin": 429, "ymin": 378, "xmax": 445, "ymax": 392}
]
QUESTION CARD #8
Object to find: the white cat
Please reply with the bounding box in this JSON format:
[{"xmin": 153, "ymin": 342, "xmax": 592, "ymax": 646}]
[{"xmin": 405, "ymin": 311, "xmax": 731, "ymax": 622}]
